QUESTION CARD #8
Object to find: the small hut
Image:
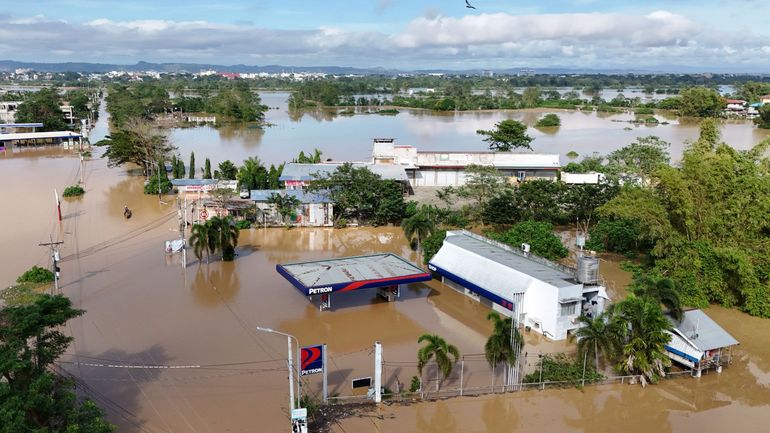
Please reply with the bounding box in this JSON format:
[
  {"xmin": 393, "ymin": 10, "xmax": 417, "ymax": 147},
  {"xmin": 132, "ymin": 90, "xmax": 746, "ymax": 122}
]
[{"xmin": 665, "ymin": 309, "xmax": 739, "ymax": 376}]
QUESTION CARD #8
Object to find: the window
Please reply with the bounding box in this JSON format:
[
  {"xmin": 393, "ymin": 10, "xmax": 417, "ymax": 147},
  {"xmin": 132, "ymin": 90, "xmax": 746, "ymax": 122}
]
[{"xmin": 560, "ymin": 302, "xmax": 578, "ymax": 317}]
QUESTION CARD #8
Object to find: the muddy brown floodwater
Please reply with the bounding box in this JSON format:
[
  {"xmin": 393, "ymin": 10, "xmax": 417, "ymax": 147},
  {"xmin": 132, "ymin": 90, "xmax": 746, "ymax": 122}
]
[{"xmin": 0, "ymin": 97, "xmax": 769, "ymax": 433}]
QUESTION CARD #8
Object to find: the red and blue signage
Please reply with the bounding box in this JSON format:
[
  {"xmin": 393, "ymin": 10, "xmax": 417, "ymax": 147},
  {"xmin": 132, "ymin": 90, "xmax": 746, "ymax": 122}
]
[
  {"xmin": 300, "ymin": 345, "xmax": 324, "ymax": 376},
  {"xmin": 276, "ymin": 264, "xmax": 432, "ymax": 297}
]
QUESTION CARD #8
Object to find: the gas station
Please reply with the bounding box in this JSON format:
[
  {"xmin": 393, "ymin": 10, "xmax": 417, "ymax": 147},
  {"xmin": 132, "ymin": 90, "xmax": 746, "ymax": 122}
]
[{"xmin": 276, "ymin": 253, "xmax": 432, "ymax": 310}]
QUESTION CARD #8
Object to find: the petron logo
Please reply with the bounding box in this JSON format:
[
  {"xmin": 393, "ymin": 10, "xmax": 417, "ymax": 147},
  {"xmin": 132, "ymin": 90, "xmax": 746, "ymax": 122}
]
[
  {"xmin": 300, "ymin": 345, "xmax": 324, "ymax": 376},
  {"xmin": 308, "ymin": 286, "xmax": 333, "ymax": 295}
]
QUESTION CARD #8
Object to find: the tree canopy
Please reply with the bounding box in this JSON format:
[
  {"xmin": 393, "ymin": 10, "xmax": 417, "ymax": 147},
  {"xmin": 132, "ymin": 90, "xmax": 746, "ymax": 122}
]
[
  {"xmin": 678, "ymin": 87, "xmax": 724, "ymax": 118},
  {"xmin": 14, "ymin": 88, "xmax": 68, "ymax": 131},
  {"xmin": 476, "ymin": 119, "xmax": 533, "ymax": 151}
]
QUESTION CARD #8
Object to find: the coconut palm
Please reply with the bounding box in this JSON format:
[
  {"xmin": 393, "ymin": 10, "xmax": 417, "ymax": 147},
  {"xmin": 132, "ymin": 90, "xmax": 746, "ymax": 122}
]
[
  {"xmin": 485, "ymin": 311, "xmax": 524, "ymax": 387},
  {"xmin": 402, "ymin": 208, "xmax": 436, "ymax": 251},
  {"xmin": 417, "ymin": 334, "xmax": 460, "ymax": 390},
  {"xmin": 631, "ymin": 275, "xmax": 684, "ymax": 321},
  {"xmin": 208, "ymin": 216, "xmax": 239, "ymax": 261},
  {"xmin": 189, "ymin": 223, "xmax": 216, "ymax": 264},
  {"xmin": 612, "ymin": 296, "xmax": 673, "ymax": 386},
  {"xmin": 571, "ymin": 312, "xmax": 622, "ymax": 370}
]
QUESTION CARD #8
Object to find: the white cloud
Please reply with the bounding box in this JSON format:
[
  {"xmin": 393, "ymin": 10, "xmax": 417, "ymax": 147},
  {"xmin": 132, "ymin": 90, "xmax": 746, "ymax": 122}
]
[{"xmin": 0, "ymin": 11, "xmax": 768, "ymax": 71}]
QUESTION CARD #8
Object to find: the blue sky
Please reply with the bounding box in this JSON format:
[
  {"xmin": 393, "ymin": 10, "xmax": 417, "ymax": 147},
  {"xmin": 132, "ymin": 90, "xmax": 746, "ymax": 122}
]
[{"xmin": 1, "ymin": 0, "xmax": 769, "ymax": 71}]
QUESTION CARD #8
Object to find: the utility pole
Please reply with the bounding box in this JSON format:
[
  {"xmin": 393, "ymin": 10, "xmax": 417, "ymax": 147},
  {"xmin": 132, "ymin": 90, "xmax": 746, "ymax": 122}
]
[
  {"xmin": 39, "ymin": 239, "xmax": 64, "ymax": 294},
  {"xmin": 374, "ymin": 341, "xmax": 382, "ymax": 403},
  {"xmin": 54, "ymin": 189, "xmax": 62, "ymax": 222}
]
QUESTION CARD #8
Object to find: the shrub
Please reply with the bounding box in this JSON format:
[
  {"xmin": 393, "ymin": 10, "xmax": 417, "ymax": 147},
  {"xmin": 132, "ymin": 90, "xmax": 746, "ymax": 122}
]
[
  {"xmin": 535, "ymin": 113, "xmax": 561, "ymax": 127},
  {"xmin": 523, "ymin": 353, "xmax": 603, "ymax": 387},
  {"xmin": 634, "ymin": 107, "xmax": 654, "ymax": 115},
  {"xmin": 566, "ymin": 151, "xmax": 579, "ymax": 159},
  {"xmin": 62, "ymin": 185, "xmax": 85, "ymax": 197},
  {"xmin": 377, "ymin": 108, "xmax": 399, "ymax": 115},
  {"xmin": 143, "ymin": 177, "xmax": 172, "ymax": 195},
  {"xmin": 644, "ymin": 117, "xmax": 659, "ymax": 124},
  {"xmin": 409, "ymin": 376, "xmax": 421, "ymax": 393},
  {"xmin": 488, "ymin": 221, "xmax": 568, "ymax": 261},
  {"xmin": 17, "ymin": 265, "xmax": 55, "ymax": 284},
  {"xmin": 335, "ymin": 217, "xmax": 348, "ymax": 229},
  {"xmin": 235, "ymin": 220, "xmax": 251, "ymax": 230}
]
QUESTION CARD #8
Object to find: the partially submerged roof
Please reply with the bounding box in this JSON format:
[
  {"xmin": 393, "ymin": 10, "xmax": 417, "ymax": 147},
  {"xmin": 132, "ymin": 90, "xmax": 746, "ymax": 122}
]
[
  {"xmin": 0, "ymin": 131, "xmax": 81, "ymax": 141},
  {"xmin": 277, "ymin": 253, "xmax": 431, "ymax": 296},
  {"xmin": 279, "ymin": 163, "xmax": 408, "ymax": 182},
  {"xmin": 170, "ymin": 179, "xmax": 218, "ymax": 187},
  {"xmin": 669, "ymin": 309, "xmax": 739, "ymax": 352},
  {"xmin": 250, "ymin": 189, "xmax": 333, "ymax": 204}
]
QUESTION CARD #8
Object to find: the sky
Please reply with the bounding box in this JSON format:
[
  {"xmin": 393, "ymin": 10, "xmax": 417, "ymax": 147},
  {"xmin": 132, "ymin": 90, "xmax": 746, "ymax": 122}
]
[{"xmin": 1, "ymin": 0, "xmax": 769, "ymax": 71}]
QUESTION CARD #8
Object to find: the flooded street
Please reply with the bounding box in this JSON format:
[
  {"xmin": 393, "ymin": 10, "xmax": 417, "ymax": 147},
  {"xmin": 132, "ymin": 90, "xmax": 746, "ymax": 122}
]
[{"xmin": 1, "ymin": 95, "xmax": 769, "ymax": 433}]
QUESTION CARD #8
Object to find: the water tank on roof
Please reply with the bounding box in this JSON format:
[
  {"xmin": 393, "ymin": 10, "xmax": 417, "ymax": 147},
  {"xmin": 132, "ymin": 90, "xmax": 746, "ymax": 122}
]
[{"xmin": 576, "ymin": 254, "xmax": 599, "ymax": 285}]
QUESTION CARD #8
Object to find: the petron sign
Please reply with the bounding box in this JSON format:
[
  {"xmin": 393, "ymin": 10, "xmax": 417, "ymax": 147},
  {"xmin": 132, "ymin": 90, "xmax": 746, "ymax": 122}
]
[{"xmin": 300, "ymin": 345, "xmax": 324, "ymax": 376}]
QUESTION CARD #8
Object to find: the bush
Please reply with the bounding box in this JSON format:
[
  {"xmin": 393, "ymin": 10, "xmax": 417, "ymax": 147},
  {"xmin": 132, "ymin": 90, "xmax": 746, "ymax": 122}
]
[
  {"xmin": 62, "ymin": 185, "xmax": 85, "ymax": 197},
  {"xmin": 634, "ymin": 107, "xmax": 654, "ymax": 115},
  {"xmin": 535, "ymin": 113, "xmax": 561, "ymax": 127},
  {"xmin": 143, "ymin": 177, "xmax": 172, "ymax": 195},
  {"xmin": 566, "ymin": 151, "xmax": 579, "ymax": 159},
  {"xmin": 235, "ymin": 220, "xmax": 251, "ymax": 230},
  {"xmin": 488, "ymin": 221, "xmax": 568, "ymax": 261},
  {"xmin": 409, "ymin": 376, "xmax": 421, "ymax": 393},
  {"xmin": 377, "ymin": 109, "xmax": 399, "ymax": 115},
  {"xmin": 586, "ymin": 218, "xmax": 647, "ymax": 255},
  {"xmin": 335, "ymin": 217, "xmax": 348, "ymax": 229},
  {"xmin": 523, "ymin": 353, "xmax": 603, "ymax": 387},
  {"xmin": 17, "ymin": 265, "xmax": 55, "ymax": 284}
]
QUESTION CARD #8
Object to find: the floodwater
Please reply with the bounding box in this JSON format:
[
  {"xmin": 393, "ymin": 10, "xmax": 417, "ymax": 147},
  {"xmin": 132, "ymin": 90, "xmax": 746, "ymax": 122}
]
[
  {"xmin": 0, "ymin": 95, "xmax": 769, "ymax": 433},
  {"xmin": 167, "ymin": 91, "xmax": 770, "ymax": 169}
]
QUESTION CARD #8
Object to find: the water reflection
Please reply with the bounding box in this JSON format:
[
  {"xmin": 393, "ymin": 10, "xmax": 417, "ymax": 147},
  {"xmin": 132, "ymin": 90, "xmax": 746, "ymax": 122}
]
[{"xmin": 190, "ymin": 261, "xmax": 241, "ymax": 307}]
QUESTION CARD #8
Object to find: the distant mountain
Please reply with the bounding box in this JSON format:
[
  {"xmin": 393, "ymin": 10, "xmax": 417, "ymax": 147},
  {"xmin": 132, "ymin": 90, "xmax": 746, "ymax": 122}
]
[{"xmin": 0, "ymin": 59, "xmax": 765, "ymax": 76}]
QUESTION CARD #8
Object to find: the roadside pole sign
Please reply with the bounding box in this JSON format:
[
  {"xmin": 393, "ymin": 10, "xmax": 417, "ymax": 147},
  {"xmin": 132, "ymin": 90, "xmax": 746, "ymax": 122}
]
[{"xmin": 300, "ymin": 345, "xmax": 324, "ymax": 376}]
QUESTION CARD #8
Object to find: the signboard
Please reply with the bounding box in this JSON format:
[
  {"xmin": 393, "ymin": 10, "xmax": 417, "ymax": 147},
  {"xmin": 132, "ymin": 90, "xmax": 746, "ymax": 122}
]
[
  {"xmin": 291, "ymin": 408, "xmax": 307, "ymax": 421},
  {"xmin": 300, "ymin": 345, "xmax": 324, "ymax": 376},
  {"xmin": 351, "ymin": 377, "xmax": 372, "ymax": 389}
]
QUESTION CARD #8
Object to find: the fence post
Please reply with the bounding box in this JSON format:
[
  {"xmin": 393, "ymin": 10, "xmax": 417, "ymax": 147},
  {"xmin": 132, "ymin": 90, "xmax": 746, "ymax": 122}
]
[
  {"xmin": 460, "ymin": 358, "xmax": 464, "ymax": 396},
  {"xmin": 581, "ymin": 351, "xmax": 587, "ymax": 387}
]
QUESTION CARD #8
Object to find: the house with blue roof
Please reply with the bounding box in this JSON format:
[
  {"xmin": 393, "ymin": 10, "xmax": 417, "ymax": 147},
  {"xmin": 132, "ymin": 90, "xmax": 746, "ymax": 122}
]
[{"xmin": 250, "ymin": 189, "xmax": 334, "ymax": 227}]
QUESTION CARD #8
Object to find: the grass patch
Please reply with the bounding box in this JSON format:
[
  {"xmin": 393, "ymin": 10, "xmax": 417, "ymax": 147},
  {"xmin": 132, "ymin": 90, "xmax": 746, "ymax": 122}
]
[{"xmin": 63, "ymin": 185, "xmax": 85, "ymax": 197}]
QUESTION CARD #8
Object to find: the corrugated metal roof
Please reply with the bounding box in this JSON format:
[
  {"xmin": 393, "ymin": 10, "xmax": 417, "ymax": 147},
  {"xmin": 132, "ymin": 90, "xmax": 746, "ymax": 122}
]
[
  {"xmin": 279, "ymin": 163, "xmax": 408, "ymax": 182},
  {"xmin": 279, "ymin": 253, "xmax": 427, "ymax": 288},
  {"xmin": 249, "ymin": 189, "xmax": 333, "ymax": 204},
  {"xmin": 170, "ymin": 179, "xmax": 218, "ymax": 187},
  {"xmin": 0, "ymin": 131, "xmax": 81, "ymax": 140},
  {"xmin": 669, "ymin": 309, "xmax": 739, "ymax": 351}
]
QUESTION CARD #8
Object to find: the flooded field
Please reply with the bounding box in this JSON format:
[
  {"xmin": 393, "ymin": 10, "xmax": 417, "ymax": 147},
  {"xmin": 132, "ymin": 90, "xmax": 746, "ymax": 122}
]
[
  {"xmin": 1, "ymin": 95, "xmax": 769, "ymax": 433},
  {"xmin": 167, "ymin": 92, "xmax": 770, "ymax": 168}
]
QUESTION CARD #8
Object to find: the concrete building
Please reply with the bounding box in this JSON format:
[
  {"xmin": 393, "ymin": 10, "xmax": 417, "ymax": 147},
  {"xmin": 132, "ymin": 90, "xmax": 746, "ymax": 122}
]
[
  {"xmin": 0, "ymin": 102, "xmax": 22, "ymax": 123},
  {"xmin": 760, "ymin": 94, "xmax": 770, "ymax": 105},
  {"xmin": 0, "ymin": 131, "xmax": 83, "ymax": 149},
  {"xmin": 371, "ymin": 139, "xmax": 560, "ymax": 188},
  {"xmin": 664, "ymin": 309, "xmax": 739, "ymax": 375},
  {"xmin": 250, "ymin": 189, "xmax": 334, "ymax": 227},
  {"xmin": 279, "ymin": 162, "xmax": 409, "ymax": 190},
  {"xmin": 428, "ymin": 230, "xmax": 609, "ymax": 341},
  {"xmin": 562, "ymin": 172, "xmax": 606, "ymax": 185}
]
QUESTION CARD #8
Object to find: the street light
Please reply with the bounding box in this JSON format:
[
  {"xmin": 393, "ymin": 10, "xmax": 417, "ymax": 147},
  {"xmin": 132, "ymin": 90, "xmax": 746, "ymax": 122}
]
[{"xmin": 256, "ymin": 326, "xmax": 301, "ymax": 411}]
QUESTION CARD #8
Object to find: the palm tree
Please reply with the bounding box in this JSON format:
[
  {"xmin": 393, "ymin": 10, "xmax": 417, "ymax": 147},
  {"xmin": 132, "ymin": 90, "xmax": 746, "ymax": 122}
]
[
  {"xmin": 632, "ymin": 275, "xmax": 684, "ymax": 321},
  {"xmin": 402, "ymin": 209, "xmax": 436, "ymax": 251},
  {"xmin": 208, "ymin": 216, "xmax": 239, "ymax": 261},
  {"xmin": 484, "ymin": 311, "xmax": 523, "ymax": 387},
  {"xmin": 189, "ymin": 223, "xmax": 216, "ymax": 264},
  {"xmin": 571, "ymin": 312, "xmax": 622, "ymax": 370},
  {"xmin": 612, "ymin": 296, "xmax": 673, "ymax": 386},
  {"xmin": 417, "ymin": 334, "xmax": 460, "ymax": 391}
]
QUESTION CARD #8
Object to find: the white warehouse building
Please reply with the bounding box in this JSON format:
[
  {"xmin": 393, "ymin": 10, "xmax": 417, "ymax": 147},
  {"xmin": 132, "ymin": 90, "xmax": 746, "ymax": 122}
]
[{"xmin": 429, "ymin": 230, "xmax": 609, "ymax": 341}]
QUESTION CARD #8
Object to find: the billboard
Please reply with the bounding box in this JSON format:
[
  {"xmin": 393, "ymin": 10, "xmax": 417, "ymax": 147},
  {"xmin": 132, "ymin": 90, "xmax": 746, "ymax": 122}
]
[{"xmin": 300, "ymin": 345, "xmax": 324, "ymax": 376}]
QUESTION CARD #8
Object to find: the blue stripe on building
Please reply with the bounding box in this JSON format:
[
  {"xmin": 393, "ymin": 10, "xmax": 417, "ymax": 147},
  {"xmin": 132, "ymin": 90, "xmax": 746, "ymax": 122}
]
[{"xmin": 428, "ymin": 262, "xmax": 514, "ymax": 311}]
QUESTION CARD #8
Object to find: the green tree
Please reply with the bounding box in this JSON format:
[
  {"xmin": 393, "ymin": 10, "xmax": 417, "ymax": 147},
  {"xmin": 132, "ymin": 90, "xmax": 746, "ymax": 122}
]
[
  {"xmin": 175, "ymin": 158, "xmax": 186, "ymax": 178},
  {"xmin": 678, "ymin": 87, "xmax": 724, "ymax": 118},
  {"xmin": 737, "ymin": 81, "xmax": 770, "ymax": 103},
  {"xmin": 585, "ymin": 218, "xmax": 645, "ymax": 255},
  {"xmin": 401, "ymin": 207, "xmax": 437, "ymax": 251},
  {"xmin": 218, "ymin": 160, "xmax": 238, "ymax": 180},
  {"xmin": 189, "ymin": 223, "xmax": 216, "ymax": 264},
  {"xmin": 95, "ymin": 120, "xmax": 174, "ymax": 175},
  {"xmin": 571, "ymin": 313, "xmax": 622, "ymax": 370},
  {"xmin": 757, "ymin": 104, "xmax": 770, "ymax": 129},
  {"xmin": 417, "ymin": 334, "xmax": 460, "ymax": 389},
  {"xmin": 0, "ymin": 295, "xmax": 114, "ymax": 432},
  {"xmin": 476, "ymin": 119, "xmax": 533, "ymax": 151},
  {"xmin": 293, "ymin": 148, "xmax": 323, "ymax": 163},
  {"xmin": 237, "ymin": 157, "xmax": 269, "ymax": 190},
  {"xmin": 307, "ymin": 163, "xmax": 405, "ymax": 225},
  {"xmin": 422, "ymin": 230, "xmax": 447, "ymax": 264},
  {"xmin": 144, "ymin": 159, "xmax": 172, "ymax": 194},
  {"xmin": 488, "ymin": 221, "xmax": 568, "ymax": 261},
  {"xmin": 607, "ymin": 136, "xmax": 670, "ymax": 178},
  {"xmin": 631, "ymin": 275, "xmax": 684, "ymax": 321},
  {"xmin": 611, "ymin": 296, "xmax": 672, "ymax": 386},
  {"xmin": 189, "ymin": 152, "xmax": 196, "ymax": 179},
  {"xmin": 457, "ymin": 165, "xmax": 510, "ymax": 223},
  {"xmin": 535, "ymin": 113, "xmax": 561, "ymax": 128},
  {"xmin": 14, "ymin": 88, "xmax": 68, "ymax": 131},
  {"xmin": 521, "ymin": 87, "xmax": 541, "ymax": 107},
  {"xmin": 203, "ymin": 158, "xmax": 212, "ymax": 179},
  {"xmin": 207, "ymin": 216, "xmax": 239, "ymax": 261},
  {"xmin": 268, "ymin": 193, "xmax": 302, "ymax": 226},
  {"xmin": 514, "ymin": 179, "xmax": 567, "ymax": 224},
  {"xmin": 484, "ymin": 311, "xmax": 524, "ymax": 386}
]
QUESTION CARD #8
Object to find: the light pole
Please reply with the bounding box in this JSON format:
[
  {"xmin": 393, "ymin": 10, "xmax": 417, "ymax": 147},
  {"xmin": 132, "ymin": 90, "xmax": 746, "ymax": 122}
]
[{"xmin": 256, "ymin": 327, "xmax": 301, "ymax": 411}]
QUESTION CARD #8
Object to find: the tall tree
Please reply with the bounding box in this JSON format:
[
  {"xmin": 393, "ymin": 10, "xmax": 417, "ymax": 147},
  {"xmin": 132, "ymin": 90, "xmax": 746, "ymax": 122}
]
[
  {"xmin": 189, "ymin": 223, "xmax": 216, "ymax": 264},
  {"xmin": 417, "ymin": 334, "xmax": 460, "ymax": 390},
  {"xmin": 457, "ymin": 164, "xmax": 509, "ymax": 224},
  {"xmin": 95, "ymin": 119, "xmax": 174, "ymax": 175},
  {"xmin": 237, "ymin": 157, "xmax": 269, "ymax": 190},
  {"xmin": 484, "ymin": 311, "xmax": 524, "ymax": 385},
  {"xmin": 267, "ymin": 193, "xmax": 302, "ymax": 226},
  {"xmin": 476, "ymin": 119, "xmax": 533, "ymax": 151},
  {"xmin": 401, "ymin": 207, "xmax": 436, "ymax": 251},
  {"xmin": 203, "ymin": 158, "xmax": 212, "ymax": 179},
  {"xmin": 611, "ymin": 296, "xmax": 673, "ymax": 386},
  {"xmin": 678, "ymin": 87, "xmax": 724, "ymax": 118},
  {"xmin": 14, "ymin": 88, "xmax": 68, "ymax": 131},
  {"xmin": 206, "ymin": 216, "xmax": 239, "ymax": 261},
  {"xmin": 218, "ymin": 160, "xmax": 238, "ymax": 180},
  {"xmin": 571, "ymin": 313, "xmax": 622, "ymax": 370},
  {"xmin": 606, "ymin": 136, "xmax": 671, "ymax": 179},
  {"xmin": 0, "ymin": 295, "xmax": 114, "ymax": 432},
  {"xmin": 189, "ymin": 152, "xmax": 196, "ymax": 179}
]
